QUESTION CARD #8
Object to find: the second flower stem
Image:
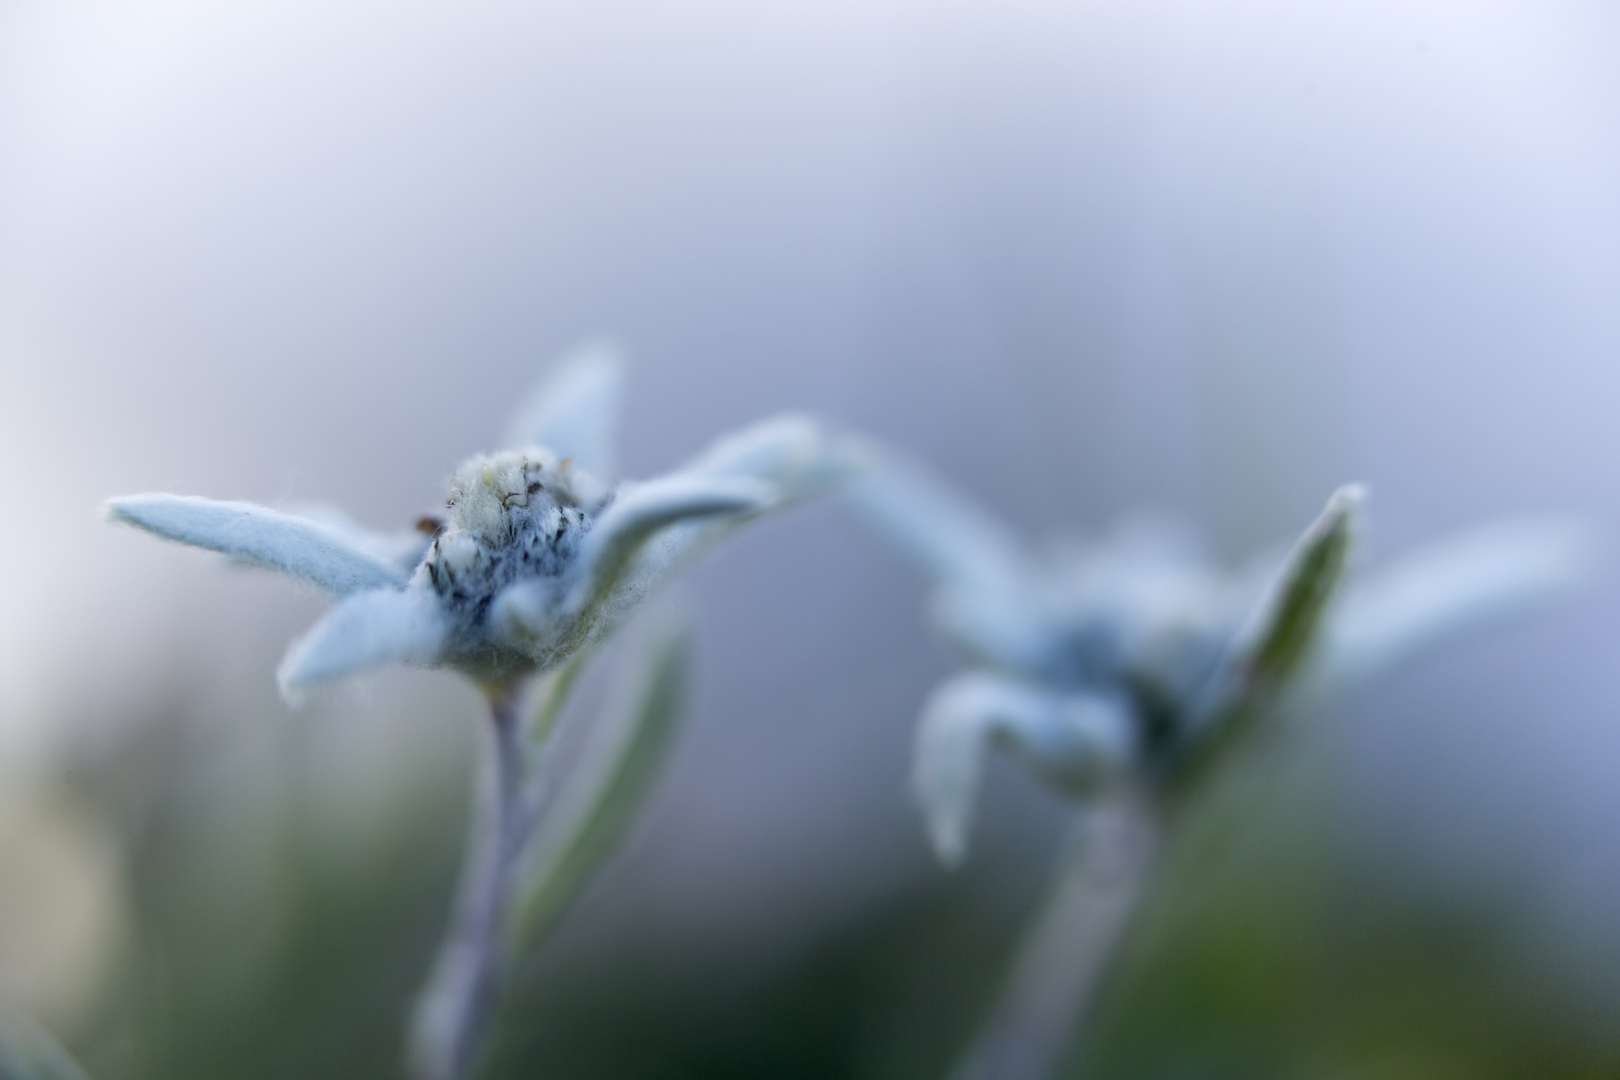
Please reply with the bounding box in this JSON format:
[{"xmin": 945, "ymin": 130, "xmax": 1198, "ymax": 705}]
[{"xmin": 950, "ymin": 786, "xmax": 1161, "ymax": 1080}]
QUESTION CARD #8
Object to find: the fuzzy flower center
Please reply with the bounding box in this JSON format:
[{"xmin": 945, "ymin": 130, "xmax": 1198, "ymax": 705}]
[
  {"xmin": 421, "ymin": 449, "xmax": 607, "ymax": 616},
  {"xmin": 448, "ymin": 449, "xmax": 587, "ymax": 542}
]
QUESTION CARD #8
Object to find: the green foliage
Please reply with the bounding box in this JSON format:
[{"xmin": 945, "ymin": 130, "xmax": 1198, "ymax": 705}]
[
  {"xmin": 510, "ymin": 623, "xmax": 690, "ymax": 949},
  {"xmin": 1171, "ymin": 487, "xmax": 1360, "ymax": 793},
  {"xmin": 1077, "ymin": 754, "xmax": 1620, "ymax": 1080},
  {"xmin": 525, "ymin": 655, "xmax": 586, "ymax": 748}
]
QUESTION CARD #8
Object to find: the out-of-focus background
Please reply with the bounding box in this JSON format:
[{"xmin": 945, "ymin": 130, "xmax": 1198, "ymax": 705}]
[{"xmin": 4, "ymin": 0, "xmax": 1620, "ymax": 1076}]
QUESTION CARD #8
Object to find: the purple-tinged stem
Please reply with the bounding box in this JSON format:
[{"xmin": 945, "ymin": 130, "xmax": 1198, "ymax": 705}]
[{"xmin": 411, "ymin": 680, "xmax": 531, "ymax": 1080}]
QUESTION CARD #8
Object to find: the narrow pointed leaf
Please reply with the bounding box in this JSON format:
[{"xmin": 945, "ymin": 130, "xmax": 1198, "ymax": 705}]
[
  {"xmin": 1174, "ymin": 485, "xmax": 1361, "ymax": 787},
  {"xmin": 510, "ymin": 621, "xmax": 690, "ymax": 946},
  {"xmin": 524, "ymin": 651, "xmax": 587, "ymax": 747},
  {"xmin": 502, "ymin": 341, "xmax": 624, "ymax": 478},
  {"xmin": 106, "ymin": 494, "xmax": 407, "ymax": 595},
  {"xmin": 912, "ymin": 673, "xmax": 1135, "ymax": 866},
  {"xmin": 277, "ymin": 587, "xmax": 449, "ymax": 701},
  {"xmin": 1242, "ymin": 484, "xmax": 1363, "ymax": 690}
]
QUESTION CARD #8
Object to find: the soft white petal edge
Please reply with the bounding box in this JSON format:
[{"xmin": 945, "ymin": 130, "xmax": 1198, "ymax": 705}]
[
  {"xmin": 619, "ymin": 416, "xmax": 867, "ymax": 591},
  {"xmin": 285, "ymin": 502, "xmax": 433, "ymax": 575},
  {"xmin": 488, "ymin": 580, "xmax": 566, "ymax": 656},
  {"xmin": 501, "ymin": 340, "xmax": 624, "ymax": 478},
  {"xmin": 843, "ymin": 447, "xmax": 1049, "ymax": 674},
  {"xmin": 277, "ymin": 587, "xmax": 450, "ymax": 702},
  {"xmin": 912, "ymin": 673, "xmax": 1135, "ymax": 866},
  {"xmin": 930, "ymin": 584, "xmax": 1056, "ymax": 677},
  {"xmin": 106, "ymin": 494, "xmax": 408, "ymax": 595},
  {"xmin": 683, "ymin": 414, "xmax": 869, "ymax": 501},
  {"xmin": 570, "ymin": 474, "xmax": 776, "ymax": 607},
  {"xmin": 843, "ymin": 446, "xmax": 1030, "ymax": 594},
  {"xmin": 1311, "ymin": 518, "xmax": 1592, "ymax": 693}
]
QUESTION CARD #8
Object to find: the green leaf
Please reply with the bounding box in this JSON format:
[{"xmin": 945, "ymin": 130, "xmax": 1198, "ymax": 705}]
[
  {"xmin": 525, "ymin": 651, "xmax": 587, "ymax": 747},
  {"xmin": 508, "ymin": 620, "xmax": 690, "ymax": 948},
  {"xmin": 1246, "ymin": 485, "xmax": 1362, "ymax": 691},
  {"xmin": 1172, "ymin": 485, "xmax": 1361, "ymax": 790},
  {"xmin": 0, "ymin": 1014, "xmax": 92, "ymax": 1080}
]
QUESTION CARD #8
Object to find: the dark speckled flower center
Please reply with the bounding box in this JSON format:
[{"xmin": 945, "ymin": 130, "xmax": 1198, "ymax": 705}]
[{"xmin": 422, "ymin": 449, "xmax": 607, "ymax": 621}]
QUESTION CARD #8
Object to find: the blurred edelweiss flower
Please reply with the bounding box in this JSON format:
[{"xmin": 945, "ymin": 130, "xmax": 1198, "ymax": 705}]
[
  {"xmin": 105, "ymin": 345, "xmax": 858, "ymax": 703},
  {"xmin": 847, "ymin": 450, "xmax": 1589, "ymax": 865}
]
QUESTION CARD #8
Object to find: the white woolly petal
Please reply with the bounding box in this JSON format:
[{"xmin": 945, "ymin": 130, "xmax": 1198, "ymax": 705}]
[
  {"xmin": 843, "ymin": 448, "xmax": 1030, "ymax": 595},
  {"xmin": 276, "ymin": 587, "xmax": 450, "ymax": 701},
  {"xmin": 106, "ymin": 494, "xmax": 409, "ymax": 595},
  {"xmin": 286, "ymin": 502, "xmax": 432, "ymax": 575},
  {"xmin": 1310, "ymin": 518, "xmax": 1591, "ymax": 693},
  {"xmin": 571, "ymin": 474, "xmax": 774, "ymax": 610},
  {"xmin": 912, "ymin": 674, "xmax": 1135, "ymax": 866},
  {"xmin": 610, "ymin": 416, "xmax": 866, "ymax": 600},
  {"xmin": 501, "ymin": 340, "xmax": 624, "ymax": 479},
  {"xmin": 931, "ymin": 584, "xmax": 1056, "ymax": 677},
  {"xmin": 488, "ymin": 579, "xmax": 566, "ymax": 654},
  {"xmin": 681, "ymin": 414, "xmax": 867, "ymax": 501}
]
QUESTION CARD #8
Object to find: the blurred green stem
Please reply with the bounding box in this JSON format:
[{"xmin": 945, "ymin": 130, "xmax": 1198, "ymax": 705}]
[
  {"xmin": 950, "ymin": 786, "xmax": 1161, "ymax": 1080},
  {"xmin": 411, "ymin": 679, "xmax": 533, "ymax": 1080}
]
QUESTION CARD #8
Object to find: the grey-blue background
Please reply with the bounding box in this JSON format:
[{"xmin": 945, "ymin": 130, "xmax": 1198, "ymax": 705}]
[{"xmin": 3, "ymin": 0, "xmax": 1619, "ymax": 1073}]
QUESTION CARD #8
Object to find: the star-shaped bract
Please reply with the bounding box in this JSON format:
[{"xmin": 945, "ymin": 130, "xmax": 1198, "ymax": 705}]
[
  {"xmin": 107, "ymin": 345, "xmax": 858, "ymax": 702},
  {"xmin": 848, "ymin": 449, "xmax": 1586, "ymax": 863}
]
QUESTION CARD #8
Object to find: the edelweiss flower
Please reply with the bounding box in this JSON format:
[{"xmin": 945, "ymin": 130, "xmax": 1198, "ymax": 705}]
[
  {"xmin": 107, "ymin": 348, "xmax": 856, "ymax": 702},
  {"xmin": 848, "ymin": 449, "xmax": 1586, "ymax": 864},
  {"xmin": 107, "ymin": 345, "xmax": 862, "ymax": 1080}
]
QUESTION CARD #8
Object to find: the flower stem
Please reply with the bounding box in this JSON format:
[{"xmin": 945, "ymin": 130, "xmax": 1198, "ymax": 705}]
[
  {"xmin": 949, "ymin": 786, "xmax": 1160, "ymax": 1080},
  {"xmin": 411, "ymin": 681, "xmax": 532, "ymax": 1080}
]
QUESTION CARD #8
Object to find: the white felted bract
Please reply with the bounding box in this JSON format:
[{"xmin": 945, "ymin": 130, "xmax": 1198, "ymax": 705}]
[
  {"xmin": 1313, "ymin": 518, "xmax": 1591, "ymax": 693},
  {"xmin": 573, "ymin": 474, "xmax": 773, "ymax": 605},
  {"xmin": 930, "ymin": 583, "xmax": 1053, "ymax": 676},
  {"xmin": 685, "ymin": 414, "xmax": 868, "ymax": 500},
  {"xmin": 848, "ymin": 451, "xmax": 1053, "ymax": 675},
  {"xmin": 285, "ymin": 503, "xmax": 434, "ymax": 576},
  {"xmin": 487, "ymin": 579, "xmax": 559, "ymax": 654},
  {"xmin": 278, "ymin": 587, "xmax": 450, "ymax": 700},
  {"xmin": 845, "ymin": 448, "xmax": 1028, "ymax": 595},
  {"xmin": 500, "ymin": 341, "xmax": 623, "ymax": 480},
  {"xmin": 106, "ymin": 494, "xmax": 409, "ymax": 596},
  {"xmin": 613, "ymin": 416, "xmax": 868, "ymax": 595},
  {"xmin": 912, "ymin": 673, "xmax": 1134, "ymax": 866}
]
